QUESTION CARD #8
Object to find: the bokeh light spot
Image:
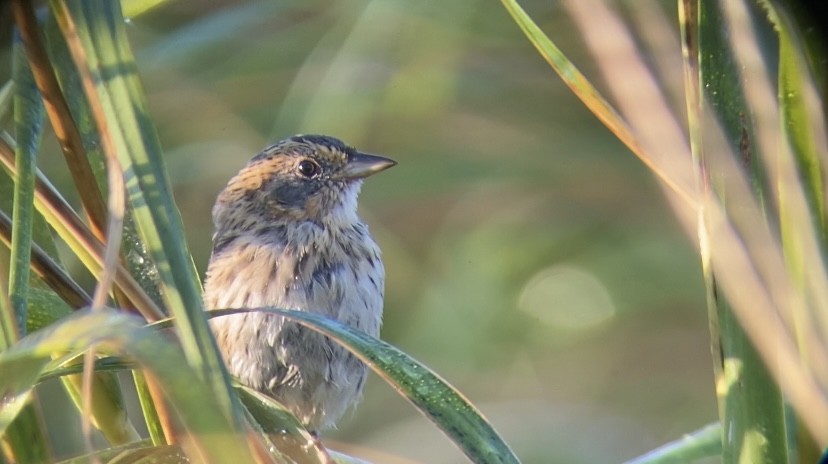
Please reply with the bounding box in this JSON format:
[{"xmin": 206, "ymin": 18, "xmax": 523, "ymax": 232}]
[{"xmin": 518, "ymin": 265, "xmax": 616, "ymax": 331}]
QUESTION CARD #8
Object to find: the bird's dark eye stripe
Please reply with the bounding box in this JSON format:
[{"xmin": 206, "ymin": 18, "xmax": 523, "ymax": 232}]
[{"xmin": 297, "ymin": 159, "xmax": 320, "ymax": 178}]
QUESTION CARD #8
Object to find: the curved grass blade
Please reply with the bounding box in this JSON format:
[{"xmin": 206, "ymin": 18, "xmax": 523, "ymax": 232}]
[
  {"xmin": 202, "ymin": 308, "xmax": 520, "ymax": 464},
  {"xmin": 48, "ymin": 0, "xmax": 239, "ymax": 424},
  {"xmin": 0, "ymin": 310, "xmax": 256, "ymax": 463},
  {"xmin": 623, "ymin": 422, "xmax": 721, "ymax": 464},
  {"xmin": 499, "ymin": 0, "xmax": 695, "ymax": 209},
  {"xmin": 39, "ymin": 355, "xmax": 134, "ymax": 381}
]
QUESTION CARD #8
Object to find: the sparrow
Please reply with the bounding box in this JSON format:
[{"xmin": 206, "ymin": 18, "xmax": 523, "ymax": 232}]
[{"xmin": 203, "ymin": 134, "xmax": 395, "ymax": 431}]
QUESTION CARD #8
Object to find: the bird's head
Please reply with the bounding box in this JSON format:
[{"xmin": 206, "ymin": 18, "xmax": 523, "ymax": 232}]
[{"xmin": 213, "ymin": 135, "xmax": 395, "ymax": 228}]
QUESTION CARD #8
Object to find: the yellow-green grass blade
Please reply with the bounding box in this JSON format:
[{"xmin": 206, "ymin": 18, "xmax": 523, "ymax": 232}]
[
  {"xmin": 48, "ymin": 0, "xmax": 240, "ymax": 424},
  {"xmin": 623, "ymin": 422, "xmax": 721, "ymax": 464},
  {"xmin": 203, "ymin": 308, "xmax": 520, "ymax": 464},
  {"xmin": 131, "ymin": 372, "xmax": 166, "ymax": 446},
  {"xmin": 499, "ymin": 0, "xmax": 695, "ymax": 208},
  {"xmin": 42, "ymin": 13, "xmax": 165, "ymax": 309},
  {"xmin": 0, "ymin": 310, "xmax": 255, "ymax": 463},
  {"xmin": 121, "ymin": 0, "xmax": 170, "ymax": 19}
]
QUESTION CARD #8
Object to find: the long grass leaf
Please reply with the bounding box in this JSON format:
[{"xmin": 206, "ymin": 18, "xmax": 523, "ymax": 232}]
[
  {"xmin": 49, "ymin": 0, "xmax": 240, "ymax": 423},
  {"xmin": 202, "ymin": 308, "xmax": 520, "ymax": 464}
]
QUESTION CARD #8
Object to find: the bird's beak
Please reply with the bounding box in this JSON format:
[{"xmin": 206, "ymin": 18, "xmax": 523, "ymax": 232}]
[{"xmin": 339, "ymin": 152, "xmax": 397, "ymax": 180}]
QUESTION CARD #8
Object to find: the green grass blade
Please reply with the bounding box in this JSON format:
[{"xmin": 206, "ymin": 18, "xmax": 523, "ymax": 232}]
[
  {"xmin": 205, "ymin": 308, "xmax": 520, "ymax": 464},
  {"xmin": 0, "ymin": 29, "xmax": 52, "ymax": 464},
  {"xmin": 0, "ymin": 310, "xmax": 255, "ymax": 462},
  {"xmin": 624, "ymin": 422, "xmax": 721, "ymax": 464},
  {"xmin": 5, "ymin": 34, "xmax": 45, "ymax": 345},
  {"xmin": 759, "ymin": 2, "xmax": 827, "ymax": 461},
  {"xmin": 48, "ymin": 0, "xmax": 240, "ymax": 423},
  {"xmin": 693, "ymin": 1, "xmax": 788, "ymax": 462},
  {"xmin": 131, "ymin": 372, "xmax": 165, "ymax": 446},
  {"xmin": 763, "ymin": 2, "xmax": 827, "ymax": 238}
]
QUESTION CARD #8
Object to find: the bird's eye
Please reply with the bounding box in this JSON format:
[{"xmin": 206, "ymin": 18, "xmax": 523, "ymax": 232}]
[{"xmin": 297, "ymin": 159, "xmax": 320, "ymax": 178}]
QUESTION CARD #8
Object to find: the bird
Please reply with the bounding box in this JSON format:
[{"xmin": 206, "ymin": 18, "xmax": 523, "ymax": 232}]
[{"xmin": 202, "ymin": 134, "xmax": 395, "ymax": 431}]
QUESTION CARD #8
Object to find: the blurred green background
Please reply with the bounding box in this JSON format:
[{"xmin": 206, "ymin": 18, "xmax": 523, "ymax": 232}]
[{"xmin": 4, "ymin": 0, "xmax": 714, "ymax": 462}]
